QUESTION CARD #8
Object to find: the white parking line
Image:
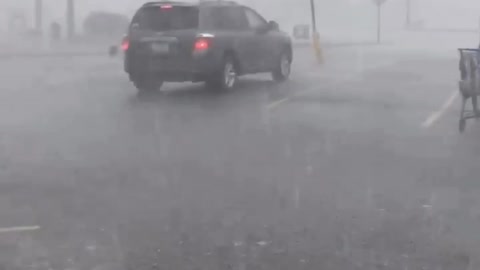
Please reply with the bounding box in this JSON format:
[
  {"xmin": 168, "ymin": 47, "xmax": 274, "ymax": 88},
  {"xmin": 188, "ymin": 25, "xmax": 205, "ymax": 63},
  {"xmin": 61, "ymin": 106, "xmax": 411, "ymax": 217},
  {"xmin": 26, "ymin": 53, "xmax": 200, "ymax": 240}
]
[
  {"xmin": 266, "ymin": 61, "xmax": 394, "ymax": 110},
  {"xmin": 421, "ymin": 91, "xmax": 459, "ymax": 128},
  {"xmin": 267, "ymin": 98, "xmax": 289, "ymax": 110},
  {"xmin": 0, "ymin": 226, "xmax": 40, "ymax": 234}
]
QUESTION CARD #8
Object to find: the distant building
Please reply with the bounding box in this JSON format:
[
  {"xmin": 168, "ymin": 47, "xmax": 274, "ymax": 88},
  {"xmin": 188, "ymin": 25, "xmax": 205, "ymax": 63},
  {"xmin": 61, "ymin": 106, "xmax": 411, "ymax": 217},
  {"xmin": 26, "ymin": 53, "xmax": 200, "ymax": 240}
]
[
  {"xmin": 0, "ymin": 0, "xmax": 31, "ymax": 33},
  {"xmin": 0, "ymin": 0, "xmax": 144, "ymax": 36},
  {"xmin": 418, "ymin": 0, "xmax": 480, "ymax": 29}
]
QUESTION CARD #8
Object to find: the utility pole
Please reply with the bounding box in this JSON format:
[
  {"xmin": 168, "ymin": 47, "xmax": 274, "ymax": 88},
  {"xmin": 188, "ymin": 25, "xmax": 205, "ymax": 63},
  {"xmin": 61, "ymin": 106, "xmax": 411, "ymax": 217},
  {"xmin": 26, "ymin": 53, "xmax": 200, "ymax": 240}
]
[
  {"xmin": 309, "ymin": 0, "xmax": 322, "ymax": 63},
  {"xmin": 66, "ymin": 0, "xmax": 75, "ymax": 40},
  {"xmin": 309, "ymin": 0, "xmax": 317, "ymax": 34},
  {"xmin": 34, "ymin": 0, "xmax": 43, "ymax": 33},
  {"xmin": 406, "ymin": 0, "xmax": 411, "ymax": 29},
  {"xmin": 372, "ymin": 0, "xmax": 387, "ymax": 44},
  {"xmin": 376, "ymin": 3, "xmax": 381, "ymax": 43}
]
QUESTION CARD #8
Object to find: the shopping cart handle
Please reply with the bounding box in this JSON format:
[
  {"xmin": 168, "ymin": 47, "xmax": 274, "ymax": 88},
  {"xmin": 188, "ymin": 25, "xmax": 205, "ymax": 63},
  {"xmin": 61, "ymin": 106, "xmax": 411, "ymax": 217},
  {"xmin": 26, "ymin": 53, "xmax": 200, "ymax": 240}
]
[{"xmin": 458, "ymin": 48, "xmax": 480, "ymax": 52}]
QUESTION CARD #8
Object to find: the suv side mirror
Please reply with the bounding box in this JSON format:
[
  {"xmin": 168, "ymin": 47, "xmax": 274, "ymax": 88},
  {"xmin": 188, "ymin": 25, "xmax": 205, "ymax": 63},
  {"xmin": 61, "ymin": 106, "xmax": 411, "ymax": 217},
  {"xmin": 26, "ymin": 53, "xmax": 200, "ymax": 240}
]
[
  {"xmin": 268, "ymin": 21, "xmax": 279, "ymax": 31},
  {"xmin": 256, "ymin": 21, "xmax": 279, "ymax": 34}
]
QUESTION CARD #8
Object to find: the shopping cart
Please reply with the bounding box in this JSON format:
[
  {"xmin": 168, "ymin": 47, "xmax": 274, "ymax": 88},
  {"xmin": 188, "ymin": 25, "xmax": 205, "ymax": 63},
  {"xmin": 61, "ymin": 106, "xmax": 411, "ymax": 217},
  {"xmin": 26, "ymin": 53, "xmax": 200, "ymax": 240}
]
[{"xmin": 458, "ymin": 48, "xmax": 480, "ymax": 132}]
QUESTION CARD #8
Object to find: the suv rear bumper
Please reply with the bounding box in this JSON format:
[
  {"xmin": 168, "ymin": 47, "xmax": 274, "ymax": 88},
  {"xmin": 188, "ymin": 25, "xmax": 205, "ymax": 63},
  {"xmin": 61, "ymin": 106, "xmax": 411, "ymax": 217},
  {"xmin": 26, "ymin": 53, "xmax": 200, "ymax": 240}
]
[{"xmin": 125, "ymin": 51, "xmax": 222, "ymax": 82}]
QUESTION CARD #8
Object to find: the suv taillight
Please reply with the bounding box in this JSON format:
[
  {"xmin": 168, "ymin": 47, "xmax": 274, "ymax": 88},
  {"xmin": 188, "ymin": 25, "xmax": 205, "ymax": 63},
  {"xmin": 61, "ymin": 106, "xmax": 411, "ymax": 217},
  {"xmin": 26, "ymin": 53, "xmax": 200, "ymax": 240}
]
[
  {"xmin": 121, "ymin": 37, "xmax": 129, "ymax": 51},
  {"xmin": 193, "ymin": 38, "xmax": 210, "ymax": 52}
]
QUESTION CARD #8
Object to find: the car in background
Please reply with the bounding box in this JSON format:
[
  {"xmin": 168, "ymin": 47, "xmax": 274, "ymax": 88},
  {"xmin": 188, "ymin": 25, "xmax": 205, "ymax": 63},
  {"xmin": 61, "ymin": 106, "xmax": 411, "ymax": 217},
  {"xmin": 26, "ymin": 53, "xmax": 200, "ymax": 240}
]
[{"xmin": 122, "ymin": 0, "xmax": 293, "ymax": 92}]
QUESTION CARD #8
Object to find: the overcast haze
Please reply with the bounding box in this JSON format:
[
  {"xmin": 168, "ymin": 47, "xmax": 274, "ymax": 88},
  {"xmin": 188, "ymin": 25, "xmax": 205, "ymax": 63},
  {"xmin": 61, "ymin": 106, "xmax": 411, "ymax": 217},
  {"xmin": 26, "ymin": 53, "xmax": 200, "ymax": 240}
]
[
  {"xmin": 2, "ymin": 0, "xmax": 480, "ymax": 38},
  {"xmin": 2, "ymin": 0, "xmax": 480, "ymax": 269}
]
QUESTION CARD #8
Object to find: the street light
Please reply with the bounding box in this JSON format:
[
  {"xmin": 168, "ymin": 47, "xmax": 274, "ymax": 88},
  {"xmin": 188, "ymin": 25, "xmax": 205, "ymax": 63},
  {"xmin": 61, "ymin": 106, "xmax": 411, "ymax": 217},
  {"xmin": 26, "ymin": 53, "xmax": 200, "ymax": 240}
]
[
  {"xmin": 66, "ymin": 0, "xmax": 75, "ymax": 40},
  {"xmin": 34, "ymin": 0, "xmax": 43, "ymax": 32},
  {"xmin": 309, "ymin": 0, "xmax": 317, "ymax": 34},
  {"xmin": 372, "ymin": 0, "xmax": 387, "ymax": 44},
  {"xmin": 309, "ymin": 0, "xmax": 322, "ymax": 63},
  {"xmin": 406, "ymin": 0, "xmax": 411, "ymax": 28}
]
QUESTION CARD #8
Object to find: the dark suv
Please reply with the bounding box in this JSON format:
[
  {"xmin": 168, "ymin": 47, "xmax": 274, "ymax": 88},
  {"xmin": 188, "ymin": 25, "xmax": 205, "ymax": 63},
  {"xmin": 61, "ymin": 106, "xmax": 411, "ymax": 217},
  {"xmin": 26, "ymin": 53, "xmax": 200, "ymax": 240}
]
[{"xmin": 122, "ymin": 1, "xmax": 293, "ymax": 92}]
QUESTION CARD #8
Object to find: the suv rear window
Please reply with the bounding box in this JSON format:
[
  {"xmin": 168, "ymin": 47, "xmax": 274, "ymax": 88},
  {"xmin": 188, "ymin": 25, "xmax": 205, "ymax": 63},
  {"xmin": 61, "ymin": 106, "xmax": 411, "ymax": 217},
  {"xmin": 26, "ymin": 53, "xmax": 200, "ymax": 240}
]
[
  {"xmin": 132, "ymin": 6, "xmax": 199, "ymax": 31},
  {"xmin": 202, "ymin": 7, "xmax": 248, "ymax": 30}
]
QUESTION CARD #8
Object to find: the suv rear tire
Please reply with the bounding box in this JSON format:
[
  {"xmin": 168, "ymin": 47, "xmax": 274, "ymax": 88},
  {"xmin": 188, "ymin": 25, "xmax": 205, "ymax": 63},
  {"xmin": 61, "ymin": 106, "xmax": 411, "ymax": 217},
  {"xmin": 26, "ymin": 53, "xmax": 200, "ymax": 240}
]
[
  {"xmin": 133, "ymin": 76, "xmax": 164, "ymax": 92},
  {"xmin": 206, "ymin": 56, "xmax": 237, "ymax": 91},
  {"xmin": 272, "ymin": 50, "xmax": 291, "ymax": 82}
]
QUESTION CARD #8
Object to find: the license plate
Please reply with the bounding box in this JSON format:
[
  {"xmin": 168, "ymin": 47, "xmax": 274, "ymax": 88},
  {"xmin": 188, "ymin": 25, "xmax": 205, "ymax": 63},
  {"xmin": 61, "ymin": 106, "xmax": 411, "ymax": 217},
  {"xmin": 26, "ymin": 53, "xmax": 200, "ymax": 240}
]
[{"xmin": 151, "ymin": 43, "xmax": 169, "ymax": 54}]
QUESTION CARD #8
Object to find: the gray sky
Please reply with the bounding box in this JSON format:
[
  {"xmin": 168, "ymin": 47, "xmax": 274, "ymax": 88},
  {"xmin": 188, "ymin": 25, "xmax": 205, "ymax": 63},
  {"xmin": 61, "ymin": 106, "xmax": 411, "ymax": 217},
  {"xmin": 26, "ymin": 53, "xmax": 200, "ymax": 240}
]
[{"xmin": 1, "ymin": 0, "xmax": 480, "ymax": 34}]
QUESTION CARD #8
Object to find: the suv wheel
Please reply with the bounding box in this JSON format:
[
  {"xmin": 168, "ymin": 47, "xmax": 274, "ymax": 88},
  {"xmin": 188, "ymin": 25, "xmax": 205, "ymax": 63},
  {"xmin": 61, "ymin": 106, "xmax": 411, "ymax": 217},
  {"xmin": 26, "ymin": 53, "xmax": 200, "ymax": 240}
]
[
  {"xmin": 133, "ymin": 76, "xmax": 164, "ymax": 92},
  {"xmin": 206, "ymin": 56, "xmax": 237, "ymax": 91},
  {"xmin": 272, "ymin": 51, "xmax": 291, "ymax": 82}
]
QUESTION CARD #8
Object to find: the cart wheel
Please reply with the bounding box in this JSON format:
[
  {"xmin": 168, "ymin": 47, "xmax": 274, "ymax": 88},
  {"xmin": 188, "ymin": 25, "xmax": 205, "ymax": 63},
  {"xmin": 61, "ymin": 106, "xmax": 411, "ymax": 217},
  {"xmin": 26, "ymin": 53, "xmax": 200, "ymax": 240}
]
[{"xmin": 459, "ymin": 118, "xmax": 466, "ymax": 133}]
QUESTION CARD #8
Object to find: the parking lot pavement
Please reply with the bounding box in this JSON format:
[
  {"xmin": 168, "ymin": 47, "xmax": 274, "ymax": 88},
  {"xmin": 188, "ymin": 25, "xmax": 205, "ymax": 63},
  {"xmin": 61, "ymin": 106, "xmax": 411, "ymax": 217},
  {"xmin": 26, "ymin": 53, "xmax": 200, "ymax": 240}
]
[
  {"xmin": 0, "ymin": 37, "xmax": 112, "ymax": 59},
  {"xmin": 0, "ymin": 45, "xmax": 480, "ymax": 269}
]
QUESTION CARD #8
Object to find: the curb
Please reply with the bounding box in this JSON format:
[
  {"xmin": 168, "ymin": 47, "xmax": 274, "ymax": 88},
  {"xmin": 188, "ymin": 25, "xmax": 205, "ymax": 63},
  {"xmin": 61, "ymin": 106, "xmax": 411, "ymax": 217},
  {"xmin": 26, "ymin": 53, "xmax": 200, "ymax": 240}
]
[
  {"xmin": 293, "ymin": 41, "xmax": 390, "ymax": 49},
  {"xmin": 0, "ymin": 42, "xmax": 387, "ymax": 59},
  {"xmin": 406, "ymin": 28, "xmax": 478, "ymax": 33},
  {"xmin": 0, "ymin": 51, "xmax": 108, "ymax": 59}
]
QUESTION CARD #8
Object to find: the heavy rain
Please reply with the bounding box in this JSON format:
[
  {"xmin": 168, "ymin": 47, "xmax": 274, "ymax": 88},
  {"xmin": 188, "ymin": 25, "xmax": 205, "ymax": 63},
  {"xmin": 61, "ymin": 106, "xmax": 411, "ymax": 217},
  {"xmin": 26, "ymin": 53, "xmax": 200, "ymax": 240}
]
[{"xmin": 1, "ymin": 0, "xmax": 480, "ymax": 269}]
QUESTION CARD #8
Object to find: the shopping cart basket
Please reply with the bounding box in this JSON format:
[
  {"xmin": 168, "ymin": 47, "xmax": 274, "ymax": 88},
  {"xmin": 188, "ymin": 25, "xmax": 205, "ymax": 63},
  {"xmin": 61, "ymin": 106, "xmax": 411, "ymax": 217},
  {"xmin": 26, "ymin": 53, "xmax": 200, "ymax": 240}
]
[{"xmin": 458, "ymin": 48, "xmax": 480, "ymax": 132}]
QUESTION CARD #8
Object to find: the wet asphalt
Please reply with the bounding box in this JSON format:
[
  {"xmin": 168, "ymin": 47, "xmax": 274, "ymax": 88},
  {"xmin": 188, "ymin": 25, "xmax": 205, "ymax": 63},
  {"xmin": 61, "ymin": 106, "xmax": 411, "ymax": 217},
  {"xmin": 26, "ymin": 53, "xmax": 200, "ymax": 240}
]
[{"xmin": 0, "ymin": 45, "xmax": 479, "ymax": 270}]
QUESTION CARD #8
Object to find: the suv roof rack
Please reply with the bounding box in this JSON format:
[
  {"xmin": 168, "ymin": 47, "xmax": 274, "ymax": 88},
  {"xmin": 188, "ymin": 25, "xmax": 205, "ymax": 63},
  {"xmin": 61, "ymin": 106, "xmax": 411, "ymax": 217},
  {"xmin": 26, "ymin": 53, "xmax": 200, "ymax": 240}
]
[
  {"xmin": 142, "ymin": 1, "xmax": 196, "ymax": 7},
  {"xmin": 142, "ymin": 0, "xmax": 239, "ymax": 7},
  {"xmin": 199, "ymin": 0, "xmax": 238, "ymax": 5}
]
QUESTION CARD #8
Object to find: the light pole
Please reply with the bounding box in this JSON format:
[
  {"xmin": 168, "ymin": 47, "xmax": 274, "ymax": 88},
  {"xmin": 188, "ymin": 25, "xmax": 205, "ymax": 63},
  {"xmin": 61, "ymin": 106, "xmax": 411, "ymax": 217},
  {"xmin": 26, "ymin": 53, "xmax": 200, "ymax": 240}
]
[
  {"xmin": 66, "ymin": 0, "xmax": 75, "ymax": 40},
  {"xmin": 34, "ymin": 0, "xmax": 43, "ymax": 32},
  {"xmin": 309, "ymin": 0, "xmax": 322, "ymax": 63},
  {"xmin": 309, "ymin": 0, "xmax": 317, "ymax": 34},
  {"xmin": 406, "ymin": 0, "xmax": 411, "ymax": 29},
  {"xmin": 372, "ymin": 0, "xmax": 387, "ymax": 44},
  {"xmin": 376, "ymin": 3, "xmax": 381, "ymax": 43}
]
